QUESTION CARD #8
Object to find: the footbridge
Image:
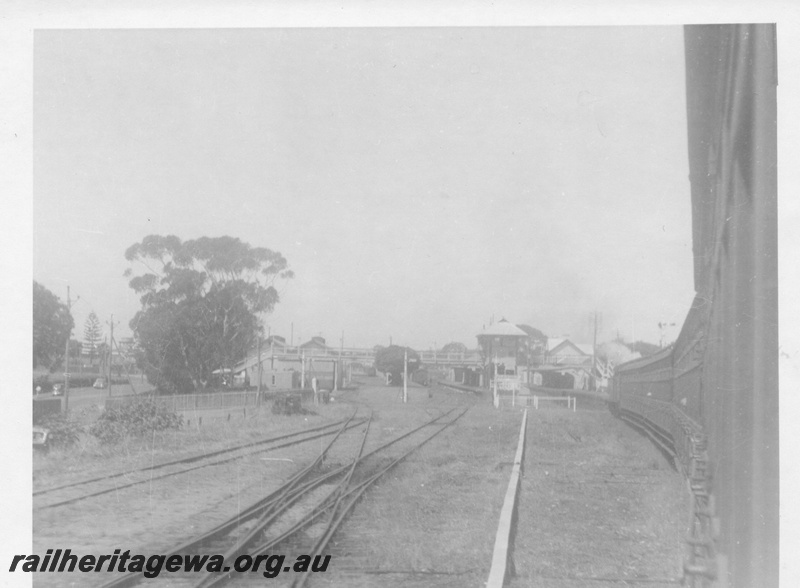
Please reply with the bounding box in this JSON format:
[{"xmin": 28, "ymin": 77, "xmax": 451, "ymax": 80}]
[{"xmin": 236, "ymin": 347, "xmax": 482, "ymax": 371}]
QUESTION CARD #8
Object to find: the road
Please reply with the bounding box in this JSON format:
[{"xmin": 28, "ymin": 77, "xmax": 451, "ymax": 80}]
[{"xmin": 34, "ymin": 379, "xmax": 154, "ymax": 411}]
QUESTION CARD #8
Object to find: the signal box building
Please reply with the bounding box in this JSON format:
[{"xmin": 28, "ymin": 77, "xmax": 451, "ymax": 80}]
[{"xmin": 476, "ymin": 320, "xmax": 529, "ymax": 386}]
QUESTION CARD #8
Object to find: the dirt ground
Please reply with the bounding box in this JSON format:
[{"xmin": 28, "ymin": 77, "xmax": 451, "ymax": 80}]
[
  {"xmin": 30, "ymin": 380, "xmax": 687, "ymax": 588},
  {"xmin": 313, "ymin": 388, "xmax": 521, "ymax": 588},
  {"xmin": 32, "ymin": 401, "xmax": 355, "ymax": 588},
  {"xmin": 312, "ymin": 391, "xmax": 687, "ymax": 588},
  {"xmin": 511, "ymin": 406, "xmax": 687, "ymax": 588}
]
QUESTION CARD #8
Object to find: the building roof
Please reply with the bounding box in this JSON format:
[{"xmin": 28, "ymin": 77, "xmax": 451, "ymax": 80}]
[
  {"xmin": 300, "ymin": 336, "xmax": 328, "ymax": 349},
  {"xmin": 477, "ymin": 320, "xmax": 528, "ymax": 338},
  {"xmin": 547, "ymin": 338, "xmax": 593, "ymax": 356}
]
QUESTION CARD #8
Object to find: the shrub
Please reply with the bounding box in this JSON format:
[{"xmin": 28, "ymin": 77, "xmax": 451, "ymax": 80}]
[
  {"xmin": 37, "ymin": 413, "xmax": 83, "ymax": 448},
  {"xmin": 89, "ymin": 398, "xmax": 183, "ymax": 444}
]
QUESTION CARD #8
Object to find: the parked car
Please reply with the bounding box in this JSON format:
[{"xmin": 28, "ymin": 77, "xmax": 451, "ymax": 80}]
[
  {"xmin": 33, "ymin": 426, "xmax": 50, "ymax": 450},
  {"xmin": 52, "ymin": 384, "xmax": 63, "ymax": 396},
  {"xmin": 93, "ymin": 377, "xmax": 107, "ymax": 389}
]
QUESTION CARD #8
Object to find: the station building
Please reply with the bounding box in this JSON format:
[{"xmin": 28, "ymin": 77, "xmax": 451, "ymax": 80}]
[
  {"xmin": 476, "ymin": 319, "xmax": 529, "ymax": 386},
  {"xmin": 530, "ymin": 337, "xmax": 595, "ymax": 390}
]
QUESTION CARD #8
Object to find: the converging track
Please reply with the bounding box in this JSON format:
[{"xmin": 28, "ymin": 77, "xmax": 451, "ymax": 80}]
[
  {"xmin": 95, "ymin": 406, "xmax": 469, "ymax": 588},
  {"xmin": 34, "ymin": 417, "xmax": 369, "ymax": 510}
]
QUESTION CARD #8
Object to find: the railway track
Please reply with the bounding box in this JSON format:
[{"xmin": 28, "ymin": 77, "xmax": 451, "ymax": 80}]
[
  {"xmin": 617, "ymin": 409, "xmax": 678, "ymax": 469},
  {"xmin": 34, "ymin": 416, "xmax": 368, "ymax": 510},
  {"xmin": 96, "ymin": 406, "xmax": 468, "ymax": 588}
]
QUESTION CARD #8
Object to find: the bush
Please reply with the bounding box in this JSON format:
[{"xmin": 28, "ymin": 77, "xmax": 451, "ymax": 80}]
[
  {"xmin": 374, "ymin": 345, "xmax": 421, "ymax": 378},
  {"xmin": 37, "ymin": 413, "xmax": 83, "ymax": 448},
  {"xmin": 89, "ymin": 398, "xmax": 183, "ymax": 444}
]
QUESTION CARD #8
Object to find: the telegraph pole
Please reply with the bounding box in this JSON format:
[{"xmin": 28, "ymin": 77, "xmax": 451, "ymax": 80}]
[
  {"xmin": 64, "ymin": 286, "xmax": 71, "ymax": 412},
  {"xmin": 337, "ymin": 330, "xmax": 343, "ymax": 390},
  {"xmin": 493, "ymin": 354, "xmax": 499, "ymax": 408},
  {"xmin": 658, "ymin": 321, "xmax": 676, "ymax": 348},
  {"xmin": 63, "ymin": 286, "xmax": 79, "ymax": 412},
  {"xmin": 403, "ymin": 349, "xmax": 408, "ymax": 404},
  {"xmin": 300, "ymin": 351, "xmax": 305, "ymax": 390},
  {"xmin": 592, "ymin": 311, "xmax": 598, "ymax": 390},
  {"xmin": 256, "ymin": 335, "xmax": 263, "ymax": 402},
  {"xmin": 109, "ymin": 336, "xmax": 136, "ymax": 394}
]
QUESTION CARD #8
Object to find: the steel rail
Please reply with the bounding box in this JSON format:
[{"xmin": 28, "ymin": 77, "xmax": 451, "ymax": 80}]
[
  {"xmin": 290, "ymin": 407, "xmax": 470, "ymax": 588},
  {"xmin": 618, "ymin": 409, "xmax": 677, "ymax": 465},
  {"xmin": 97, "ymin": 408, "xmax": 459, "ymax": 588},
  {"xmin": 192, "ymin": 413, "xmax": 375, "ymax": 588},
  {"xmin": 37, "ymin": 418, "xmax": 367, "ymax": 510},
  {"xmin": 96, "ymin": 410, "xmax": 359, "ymax": 588},
  {"xmin": 201, "ymin": 406, "xmax": 456, "ymax": 548},
  {"xmin": 199, "ymin": 410, "xmax": 467, "ymax": 588},
  {"xmin": 34, "ymin": 416, "xmax": 358, "ymax": 496},
  {"xmin": 212, "ymin": 412, "xmax": 370, "ymax": 568},
  {"xmin": 239, "ymin": 407, "xmax": 461, "ymax": 554}
]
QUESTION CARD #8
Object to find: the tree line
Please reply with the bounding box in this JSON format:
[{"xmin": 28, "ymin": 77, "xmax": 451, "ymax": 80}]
[
  {"xmin": 33, "ymin": 235, "xmax": 293, "ymax": 394},
  {"xmin": 33, "ymin": 234, "xmax": 663, "ymax": 393}
]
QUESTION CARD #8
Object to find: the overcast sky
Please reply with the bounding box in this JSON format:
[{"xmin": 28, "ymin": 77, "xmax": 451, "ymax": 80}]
[{"xmin": 33, "ymin": 26, "xmax": 694, "ymax": 350}]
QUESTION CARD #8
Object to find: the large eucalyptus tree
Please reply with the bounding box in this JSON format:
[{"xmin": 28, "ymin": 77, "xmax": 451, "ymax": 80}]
[{"xmin": 125, "ymin": 235, "xmax": 293, "ymax": 393}]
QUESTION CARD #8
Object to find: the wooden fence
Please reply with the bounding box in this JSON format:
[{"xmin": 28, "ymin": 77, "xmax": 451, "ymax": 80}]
[{"xmin": 105, "ymin": 391, "xmax": 261, "ymax": 413}]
